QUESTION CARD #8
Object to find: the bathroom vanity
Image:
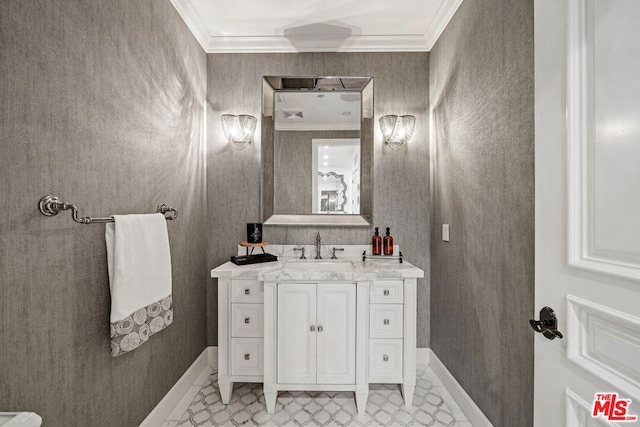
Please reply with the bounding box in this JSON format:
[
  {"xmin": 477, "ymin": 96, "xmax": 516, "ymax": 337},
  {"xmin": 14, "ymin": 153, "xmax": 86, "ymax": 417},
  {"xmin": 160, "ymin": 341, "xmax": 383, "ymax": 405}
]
[{"xmin": 211, "ymin": 247, "xmax": 424, "ymax": 416}]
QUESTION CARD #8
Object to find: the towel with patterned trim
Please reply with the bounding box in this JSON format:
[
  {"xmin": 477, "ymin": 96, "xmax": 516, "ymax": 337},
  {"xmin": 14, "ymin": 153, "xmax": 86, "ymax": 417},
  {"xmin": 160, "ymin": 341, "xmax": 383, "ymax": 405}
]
[{"xmin": 105, "ymin": 213, "xmax": 173, "ymax": 357}]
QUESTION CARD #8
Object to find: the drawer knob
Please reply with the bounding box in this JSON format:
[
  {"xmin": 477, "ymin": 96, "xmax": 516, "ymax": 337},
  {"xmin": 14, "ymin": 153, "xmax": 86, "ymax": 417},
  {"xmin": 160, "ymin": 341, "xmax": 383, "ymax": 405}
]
[
  {"xmin": 244, "ymin": 317, "xmax": 250, "ymax": 324},
  {"xmin": 383, "ymin": 319, "xmax": 390, "ymax": 325},
  {"xmin": 310, "ymin": 325, "xmax": 316, "ymax": 332},
  {"xmin": 244, "ymin": 353, "xmax": 250, "ymax": 360},
  {"xmin": 317, "ymin": 325, "xmax": 324, "ymax": 332},
  {"xmin": 244, "ymin": 288, "xmax": 251, "ymax": 295},
  {"xmin": 383, "ymin": 289, "xmax": 390, "ymax": 296},
  {"xmin": 383, "ymin": 355, "xmax": 389, "ymax": 362}
]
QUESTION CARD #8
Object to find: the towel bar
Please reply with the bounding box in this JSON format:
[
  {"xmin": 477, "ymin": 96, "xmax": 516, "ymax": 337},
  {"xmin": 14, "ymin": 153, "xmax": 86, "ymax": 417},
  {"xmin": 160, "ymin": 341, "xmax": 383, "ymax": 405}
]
[{"xmin": 38, "ymin": 196, "xmax": 177, "ymax": 224}]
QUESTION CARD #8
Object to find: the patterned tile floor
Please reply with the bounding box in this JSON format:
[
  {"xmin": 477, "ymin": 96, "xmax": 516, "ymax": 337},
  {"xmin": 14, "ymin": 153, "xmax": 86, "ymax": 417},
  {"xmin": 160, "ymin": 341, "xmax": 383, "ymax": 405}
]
[{"xmin": 173, "ymin": 368, "xmax": 465, "ymax": 426}]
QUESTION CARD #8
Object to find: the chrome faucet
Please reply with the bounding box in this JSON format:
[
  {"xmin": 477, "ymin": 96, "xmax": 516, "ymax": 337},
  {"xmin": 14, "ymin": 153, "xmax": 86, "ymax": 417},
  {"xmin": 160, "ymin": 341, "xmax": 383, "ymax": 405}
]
[
  {"xmin": 293, "ymin": 247, "xmax": 306, "ymax": 259},
  {"xmin": 314, "ymin": 232, "xmax": 322, "ymax": 259}
]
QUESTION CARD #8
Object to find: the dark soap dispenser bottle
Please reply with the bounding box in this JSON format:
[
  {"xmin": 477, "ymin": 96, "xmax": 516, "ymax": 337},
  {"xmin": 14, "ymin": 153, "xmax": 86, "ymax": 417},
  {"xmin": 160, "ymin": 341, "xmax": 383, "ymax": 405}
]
[
  {"xmin": 383, "ymin": 227, "xmax": 394, "ymax": 255},
  {"xmin": 372, "ymin": 227, "xmax": 382, "ymax": 255}
]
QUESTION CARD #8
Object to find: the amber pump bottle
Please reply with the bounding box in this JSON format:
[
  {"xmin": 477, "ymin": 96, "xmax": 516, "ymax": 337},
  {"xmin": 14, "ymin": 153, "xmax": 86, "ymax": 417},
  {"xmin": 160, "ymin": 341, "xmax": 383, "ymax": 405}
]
[
  {"xmin": 372, "ymin": 227, "xmax": 382, "ymax": 255},
  {"xmin": 383, "ymin": 227, "xmax": 394, "ymax": 255}
]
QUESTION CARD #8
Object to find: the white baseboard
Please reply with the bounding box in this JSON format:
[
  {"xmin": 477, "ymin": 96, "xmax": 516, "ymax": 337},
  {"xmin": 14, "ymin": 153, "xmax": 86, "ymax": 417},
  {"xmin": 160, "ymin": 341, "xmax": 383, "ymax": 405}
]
[
  {"xmin": 139, "ymin": 348, "xmax": 213, "ymax": 427},
  {"xmin": 428, "ymin": 349, "xmax": 493, "ymax": 427},
  {"xmin": 207, "ymin": 345, "xmax": 218, "ymax": 368},
  {"xmin": 417, "ymin": 348, "xmax": 430, "ymax": 369}
]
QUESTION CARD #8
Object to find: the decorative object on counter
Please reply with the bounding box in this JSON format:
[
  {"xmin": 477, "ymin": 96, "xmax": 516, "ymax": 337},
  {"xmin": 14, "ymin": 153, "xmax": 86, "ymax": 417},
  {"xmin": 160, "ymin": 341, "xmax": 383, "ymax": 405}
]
[
  {"xmin": 383, "ymin": 227, "xmax": 394, "ymax": 255},
  {"xmin": 231, "ymin": 241, "xmax": 277, "ymax": 265},
  {"xmin": 221, "ymin": 114, "xmax": 257, "ymax": 150},
  {"xmin": 362, "ymin": 250, "xmax": 403, "ymax": 263},
  {"xmin": 372, "ymin": 227, "xmax": 382, "ymax": 255},
  {"xmin": 379, "ymin": 115, "xmax": 416, "ymax": 151},
  {"xmin": 246, "ymin": 223, "xmax": 263, "ymax": 243}
]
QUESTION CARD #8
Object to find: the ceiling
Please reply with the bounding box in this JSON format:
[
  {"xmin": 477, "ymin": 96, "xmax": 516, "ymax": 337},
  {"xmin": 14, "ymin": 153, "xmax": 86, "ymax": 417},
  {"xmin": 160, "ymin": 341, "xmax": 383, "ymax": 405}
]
[
  {"xmin": 169, "ymin": 0, "xmax": 463, "ymax": 53},
  {"xmin": 275, "ymin": 91, "xmax": 361, "ymax": 131}
]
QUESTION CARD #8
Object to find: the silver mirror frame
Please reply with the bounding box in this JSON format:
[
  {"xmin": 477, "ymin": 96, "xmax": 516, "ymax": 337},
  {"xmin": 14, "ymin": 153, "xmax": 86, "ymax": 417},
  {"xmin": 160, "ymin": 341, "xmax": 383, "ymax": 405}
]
[{"xmin": 261, "ymin": 76, "xmax": 373, "ymax": 226}]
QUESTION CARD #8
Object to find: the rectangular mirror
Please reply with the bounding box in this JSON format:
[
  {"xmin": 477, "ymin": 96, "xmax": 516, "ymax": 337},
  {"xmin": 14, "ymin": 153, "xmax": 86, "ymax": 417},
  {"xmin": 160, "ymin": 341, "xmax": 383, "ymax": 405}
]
[{"xmin": 262, "ymin": 76, "xmax": 373, "ymax": 226}]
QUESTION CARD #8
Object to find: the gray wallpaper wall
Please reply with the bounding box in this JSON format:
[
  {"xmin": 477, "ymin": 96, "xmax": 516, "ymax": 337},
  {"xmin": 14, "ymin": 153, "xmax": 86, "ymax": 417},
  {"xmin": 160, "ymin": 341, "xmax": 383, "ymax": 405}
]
[
  {"xmin": 0, "ymin": 2, "xmax": 208, "ymax": 426},
  {"xmin": 429, "ymin": 0, "xmax": 535, "ymax": 425},
  {"xmin": 207, "ymin": 53, "xmax": 431, "ymax": 347}
]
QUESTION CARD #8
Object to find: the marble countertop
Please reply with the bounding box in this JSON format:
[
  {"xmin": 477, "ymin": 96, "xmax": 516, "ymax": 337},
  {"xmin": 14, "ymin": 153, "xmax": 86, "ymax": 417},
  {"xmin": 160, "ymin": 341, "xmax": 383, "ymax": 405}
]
[{"xmin": 211, "ymin": 256, "xmax": 424, "ymax": 282}]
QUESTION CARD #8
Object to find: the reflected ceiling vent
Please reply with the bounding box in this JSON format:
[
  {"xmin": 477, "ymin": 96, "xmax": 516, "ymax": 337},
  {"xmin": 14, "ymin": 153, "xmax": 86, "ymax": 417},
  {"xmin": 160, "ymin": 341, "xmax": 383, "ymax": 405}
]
[
  {"xmin": 340, "ymin": 94, "xmax": 361, "ymax": 102},
  {"xmin": 282, "ymin": 78, "xmax": 315, "ymax": 89},
  {"xmin": 278, "ymin": 77, "xmax": 370, "ymax": 91},
  {"xmin": 283, "ymin": 110, "xmax": 304, "ymax": 119}
]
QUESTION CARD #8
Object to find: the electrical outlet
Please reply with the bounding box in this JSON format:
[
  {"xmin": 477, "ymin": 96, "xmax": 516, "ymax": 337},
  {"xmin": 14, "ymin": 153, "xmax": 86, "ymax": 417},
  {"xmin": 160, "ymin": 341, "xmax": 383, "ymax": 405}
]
[{"xmin": 442, "ymin": 224, "xmax": 450, "ymax": 242}]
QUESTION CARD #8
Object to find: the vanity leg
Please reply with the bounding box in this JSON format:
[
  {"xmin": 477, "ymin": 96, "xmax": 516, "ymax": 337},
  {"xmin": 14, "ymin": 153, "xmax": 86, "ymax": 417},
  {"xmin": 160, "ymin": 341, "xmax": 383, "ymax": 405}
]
[
  {"xmin": 401, "ymin": 383, "xmax": 416, "ymax": 406},
  {"xmin": 355, "ymin": 386, "xmax": 369, "ymax": 417},
  {"xmin": 218, "ymin": 377, "xmax": 233, "ymax": 404},
  {"xmin": 264, "ymin": 384, "xmax": 277, "ymax": 414}
]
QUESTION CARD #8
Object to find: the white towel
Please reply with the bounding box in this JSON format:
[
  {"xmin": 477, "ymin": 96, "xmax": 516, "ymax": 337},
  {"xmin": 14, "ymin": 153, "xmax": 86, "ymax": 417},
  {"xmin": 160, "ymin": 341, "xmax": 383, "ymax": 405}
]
[{"xmin": 105, "ymin": 213, "xmax": 173, "ymax": 357}]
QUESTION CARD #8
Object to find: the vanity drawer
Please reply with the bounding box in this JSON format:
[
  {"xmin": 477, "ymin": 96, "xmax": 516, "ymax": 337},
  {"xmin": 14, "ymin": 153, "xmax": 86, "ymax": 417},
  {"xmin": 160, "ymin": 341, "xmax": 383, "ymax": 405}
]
[
  {"xmin": 231, "ymin": 279, "xmax": 263, "ymax": 303},
  {"xmin": 231, "ymin": 303, "xmax": 264, "ymax": 338},
  {"xmin": 370, "ymin": 304, "xmax": 403, "ymax": 339},
  {"xmin": 369, "ymin": 339, "xmax": 403, "ymax": 382},
  {"xmin": 231, "ymin": 338, "xmax": 264, "ymax": 376},
  {"xmin": 370, "ymin": 280, "xmax": 404, "ymax": 304}
]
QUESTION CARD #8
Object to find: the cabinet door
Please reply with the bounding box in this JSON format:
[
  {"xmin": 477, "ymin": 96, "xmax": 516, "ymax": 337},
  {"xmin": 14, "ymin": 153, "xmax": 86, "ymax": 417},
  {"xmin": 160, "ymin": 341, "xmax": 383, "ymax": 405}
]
[
  {"xmin": 316, "ymin": 283, "xmax": 356, "ymax": 384},
  {"xmin": 277, "ymin": 283, "xmax": 316, "ymax": 384}
]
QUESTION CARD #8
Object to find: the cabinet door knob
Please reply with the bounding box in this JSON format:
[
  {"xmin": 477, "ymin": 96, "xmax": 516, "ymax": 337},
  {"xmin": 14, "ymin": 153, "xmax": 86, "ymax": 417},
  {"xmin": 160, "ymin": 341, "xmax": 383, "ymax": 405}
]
[
  {"xmin": 383, "ymin": 289, "xmax": 390, "ymax": 296},
  {"xmin": 244, "ymin": 353, "xmax": 250, "ymax": 360},
  {"xmin": 383, "ymin": 355, "xmax": 389, "ymax": 362},
  {"xmin": 317, "ymin": 325, "xmax": 324, "ymax": 332},
  {"xmin": 383, "ymin": 319, "xmax": 390, "ymax": 325},
  {"xmin": 244, "ymin": 288, "xmax": 251, "ymax": 295},
  {"xmin": 310, "ymin": 325, "xmax": 316, "ymax": 332},
  {"xmin": 244, "ymin": 317, "xmax": 250, "ymax": 324}
]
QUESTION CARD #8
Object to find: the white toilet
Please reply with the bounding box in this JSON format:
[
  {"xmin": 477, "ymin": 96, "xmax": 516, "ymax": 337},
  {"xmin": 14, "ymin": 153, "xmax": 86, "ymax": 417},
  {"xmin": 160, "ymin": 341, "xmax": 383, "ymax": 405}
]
[{"xmin": 0, "ymin": 413, "xmax": 42, "ymax": 427}]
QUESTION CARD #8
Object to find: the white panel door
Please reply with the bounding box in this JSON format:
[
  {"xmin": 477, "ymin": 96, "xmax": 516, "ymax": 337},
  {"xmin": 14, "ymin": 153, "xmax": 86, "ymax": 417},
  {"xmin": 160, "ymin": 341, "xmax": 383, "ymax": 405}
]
[
  {"xmin": 316, "ymin": 283, "xmax": 356, "ymax": 384},
  {"xmin": 535, "ymin": 0, "xmax": 640, "ymax": 425},
  {"xmin": 277, "ymin": 283, "xmax": 317, "ymax": 384}
]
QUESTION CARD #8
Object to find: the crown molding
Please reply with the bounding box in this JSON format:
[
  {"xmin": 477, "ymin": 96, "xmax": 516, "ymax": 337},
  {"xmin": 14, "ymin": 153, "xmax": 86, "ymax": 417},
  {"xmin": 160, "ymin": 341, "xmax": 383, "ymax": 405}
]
[
  {"xmin": 423, "ymin": 0, "xmax": 464, "ymax": 50},
  {"xmin": 170, "ymin": 0, "xmax": 463, "ymax": 53}
]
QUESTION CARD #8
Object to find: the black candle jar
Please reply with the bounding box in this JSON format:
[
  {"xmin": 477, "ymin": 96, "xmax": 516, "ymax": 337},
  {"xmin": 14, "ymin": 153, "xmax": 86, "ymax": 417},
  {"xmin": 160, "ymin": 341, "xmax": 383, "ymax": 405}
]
[{"xmin": 246, "ymin": 223, "xmax": 263, "ymax": 243}]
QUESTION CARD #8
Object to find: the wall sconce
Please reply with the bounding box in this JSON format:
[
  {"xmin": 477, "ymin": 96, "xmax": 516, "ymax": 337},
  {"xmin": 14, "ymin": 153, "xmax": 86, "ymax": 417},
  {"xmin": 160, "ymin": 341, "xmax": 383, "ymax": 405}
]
[
  {"xmin": 379, "ymin": 115, "xmax": 416, "ymax": 150},
  {"xmin": 221, "ymin": 114, "xmax": 257, "ymax": 150}
]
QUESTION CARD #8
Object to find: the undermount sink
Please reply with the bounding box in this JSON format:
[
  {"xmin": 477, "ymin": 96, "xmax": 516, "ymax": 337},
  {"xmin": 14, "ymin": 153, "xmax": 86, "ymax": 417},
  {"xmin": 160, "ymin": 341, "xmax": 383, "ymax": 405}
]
[{"xmin": 283, "ymin": 260, "xmax": 354, "ymax": 271}]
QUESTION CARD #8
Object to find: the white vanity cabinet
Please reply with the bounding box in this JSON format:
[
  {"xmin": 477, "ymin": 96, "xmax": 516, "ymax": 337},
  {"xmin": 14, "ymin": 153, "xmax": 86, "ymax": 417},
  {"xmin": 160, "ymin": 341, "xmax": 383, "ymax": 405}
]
[
  {"xmin": 211, "ymin": 254, "xmax": 423, "ymax": 416},
  {"xmin": 277, "ymin": 283, "xmax": 356, "ymax": 385},
  {"xmin": 215, "ymin": 277, "xmax": 265, "ymax": 404}
]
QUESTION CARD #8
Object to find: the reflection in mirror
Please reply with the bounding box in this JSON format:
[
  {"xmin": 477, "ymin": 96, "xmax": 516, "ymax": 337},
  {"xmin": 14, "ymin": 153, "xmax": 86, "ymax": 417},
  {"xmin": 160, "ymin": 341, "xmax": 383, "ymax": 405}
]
[
  {"xmin": 318, "ymin": 172, "xmax": 346, "ymax": 213},
  {"xmin": 262, "ymin": 76, "xmax": 373, "ymax": 226},
  {"xmin": 312, "ymin": 140, "xmax": 359, "ymax": 214}
]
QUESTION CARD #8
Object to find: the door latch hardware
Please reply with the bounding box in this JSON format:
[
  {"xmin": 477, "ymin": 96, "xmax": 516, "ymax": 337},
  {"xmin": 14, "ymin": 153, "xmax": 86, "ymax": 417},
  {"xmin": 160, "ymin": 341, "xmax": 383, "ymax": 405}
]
[{"xmin": 530, "ymin": 306, "xmax": 564, "ymax": 340}]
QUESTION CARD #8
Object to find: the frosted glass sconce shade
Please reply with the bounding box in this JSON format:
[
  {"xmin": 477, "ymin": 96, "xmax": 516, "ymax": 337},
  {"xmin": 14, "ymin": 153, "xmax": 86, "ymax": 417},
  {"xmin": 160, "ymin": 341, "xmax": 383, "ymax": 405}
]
[
  {"xmin": 379, "ymin": 115, "xmax": 416, "ymax": 150},
  {"xmin": 221, "ymin": 114, "xmax": 257, "ymax": 150}
]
